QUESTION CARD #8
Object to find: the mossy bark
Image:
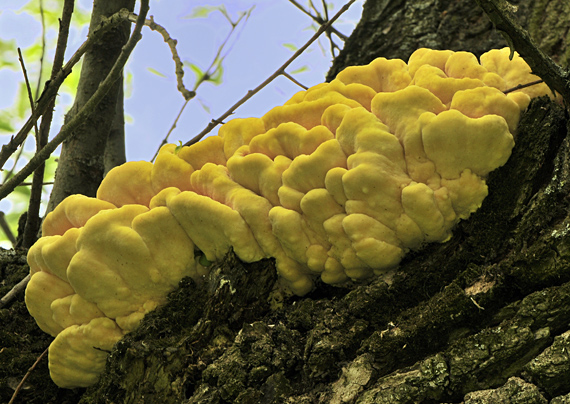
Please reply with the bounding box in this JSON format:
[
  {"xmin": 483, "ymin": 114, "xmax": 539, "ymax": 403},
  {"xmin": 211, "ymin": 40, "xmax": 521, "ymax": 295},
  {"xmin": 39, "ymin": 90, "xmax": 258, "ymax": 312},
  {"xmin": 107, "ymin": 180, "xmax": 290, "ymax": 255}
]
[{"xmin": 3, "ymin": 0, "xmax": 570, "ymax": 403}]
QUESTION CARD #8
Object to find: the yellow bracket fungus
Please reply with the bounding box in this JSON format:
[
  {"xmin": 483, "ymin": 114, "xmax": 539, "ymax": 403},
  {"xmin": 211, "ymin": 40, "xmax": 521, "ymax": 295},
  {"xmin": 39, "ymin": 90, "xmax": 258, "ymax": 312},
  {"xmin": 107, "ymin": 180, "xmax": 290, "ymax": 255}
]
[{"xmin": 25, "ymin": 48, "xmax": 556, "ymax": 388}]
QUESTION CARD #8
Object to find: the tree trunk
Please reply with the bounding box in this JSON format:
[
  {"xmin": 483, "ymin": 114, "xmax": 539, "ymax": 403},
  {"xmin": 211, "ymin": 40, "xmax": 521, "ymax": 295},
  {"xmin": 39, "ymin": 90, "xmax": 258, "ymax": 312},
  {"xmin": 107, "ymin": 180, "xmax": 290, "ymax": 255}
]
[
  {"xmin": 3, "ymin": 0, "xmax": 570, "ymax": 403},
  {"xmin": 47, "ymin": 0, "xmax": 134, "ymax": 212}
]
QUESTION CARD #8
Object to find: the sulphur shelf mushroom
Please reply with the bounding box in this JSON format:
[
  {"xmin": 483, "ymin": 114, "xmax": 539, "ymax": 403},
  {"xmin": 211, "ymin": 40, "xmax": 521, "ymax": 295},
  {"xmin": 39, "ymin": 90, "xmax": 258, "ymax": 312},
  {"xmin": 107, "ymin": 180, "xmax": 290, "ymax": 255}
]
[{"xmin": 25, "ymin": 48, "xmax": 556, "ymax": 388}]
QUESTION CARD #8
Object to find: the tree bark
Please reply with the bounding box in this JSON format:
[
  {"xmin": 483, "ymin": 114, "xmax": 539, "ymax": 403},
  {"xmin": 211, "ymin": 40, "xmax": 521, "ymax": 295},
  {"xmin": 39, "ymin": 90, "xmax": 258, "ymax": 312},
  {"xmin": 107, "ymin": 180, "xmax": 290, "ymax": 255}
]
[
  {"xmin": 104, "ymin": 84, "xmax": 127, "ymax": 175},
  {"xmin": 47, "ymin": 0, "xmax": 134, "ymax": 212}
]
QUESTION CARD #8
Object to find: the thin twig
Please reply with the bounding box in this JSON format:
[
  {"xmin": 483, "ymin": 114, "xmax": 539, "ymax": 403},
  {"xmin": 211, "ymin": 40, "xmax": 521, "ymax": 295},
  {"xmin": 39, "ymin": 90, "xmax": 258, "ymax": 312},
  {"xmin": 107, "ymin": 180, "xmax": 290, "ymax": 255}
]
[
  {"xmin": 18, "ymin": 181, "xmax": 54, "ymax": 186},
  {"xmin": 321, "ymin": 0, "xmax": 329, "ymax": 20},
  {"xmin": 503, "ymin": 79, "xmax": 544, "ymax": 94},
  {"xmin": 17, "ymin": 47, "xmax": 41, "ymax": 248},
  {"xmin": 17, "ymin": 49, "xmax": 39, "ymax": 137},
  {"xmin": 17, "ymin": 46, "xmax": 40, "ymax": 247},
  {"xmin": 0, "ymin": 211, "xmax": 16, "ymax": 246},
  {"xmin": 127, "ymin": 13, "xmax": 195, "ymax": 101},
  {"xmin": 12, "ymin": 48, "xmax": 39, "ymax": 245},
  {"xmin": 288, "ymin": 0, "xmax": 348, "ymax": 40},
  {"xmin": 8, "ymin": 345, "xmax": 47, "ymax": 404},
  {"xmin": 0, "ymin": 2, "xmax": 149, "ymax": 203},
  {"xmin": 0, "ymin": 274, "xmax": 30, "ymax": 309},
  {"xmin": 0, "ymin": 8, "xmax": 133, "ymax": 171},
  {"xmin": 475, "ymin": 0, "xmax": 570, "ymax": 104},
  {"xmin": 282, "ymin": 71, "xmax": 309, "ymax": 89},
  {"xmin": 319, "ymin": 0, "xmax": 339, "ymax": 56},
  {"xmin": 22, "ymin": 0, "xmax": 74, "ymax": 249},
  {"xmin": 152, "ymin": 6, "xmax": 254, "ymax": 159},
  {"xmin": 2, "ymin": 142, "xmax": 26, "ymax": 184},
  {"xmin": 185, "ymin": 0, "xmax": 357, "ymax": 146},
  {"xmin": 35, "ymin": 0, "xmax": 46, "ymax": 101}
]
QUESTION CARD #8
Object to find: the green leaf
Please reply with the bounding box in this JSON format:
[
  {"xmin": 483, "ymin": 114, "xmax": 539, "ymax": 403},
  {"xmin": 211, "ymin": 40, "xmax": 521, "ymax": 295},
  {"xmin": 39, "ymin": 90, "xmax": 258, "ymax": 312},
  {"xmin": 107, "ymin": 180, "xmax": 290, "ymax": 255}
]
[
  {"xmin": 146, "ymin": 67, "xmax": 167, "ymax": 78},
  {"xmin": 217, "ymin": 5, "xmax": 232, "ymax": 24},
  {"xmin": 0, "ymin": 39, "xmax": 18, "ymax": 69},
  {"xmin": 187, "ymin": 63, "xmax": 204, "ymax": 81},
  {"xmin": 283, "ymin": 43, "xmax": 298, "ymax": 52},
  {"xmin": 0, "ymin": 120, "xmax": 14, "ymax": 132},
  {"xmin": 198, "ymin": 98, "xmax": 210, "ymax": 113},
  {"xmin": 290, "ymin": 65, "xmax": 309, "ymax": 75},
  {"xmin": 124, "ymin": 70, "xmax": 134, "ymax": 98},
  {"xmin": 60, "ymin": 60, "xmax": 81, "ymax": 95},
  {"xmin": 13, "ymin": 183, "xmax": 31, "ymax": 201},
  {"xmin": 185, "ymin": 5, "xmax": 219, "ymax": 19}
]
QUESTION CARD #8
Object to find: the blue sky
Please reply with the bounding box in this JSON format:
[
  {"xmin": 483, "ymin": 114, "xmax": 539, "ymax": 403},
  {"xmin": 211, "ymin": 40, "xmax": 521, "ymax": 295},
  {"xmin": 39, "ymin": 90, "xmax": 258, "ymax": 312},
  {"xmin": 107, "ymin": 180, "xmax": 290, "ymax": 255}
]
[{"xmin": 123, "ymin": 1, "xmax": 363, "ymax": 161}]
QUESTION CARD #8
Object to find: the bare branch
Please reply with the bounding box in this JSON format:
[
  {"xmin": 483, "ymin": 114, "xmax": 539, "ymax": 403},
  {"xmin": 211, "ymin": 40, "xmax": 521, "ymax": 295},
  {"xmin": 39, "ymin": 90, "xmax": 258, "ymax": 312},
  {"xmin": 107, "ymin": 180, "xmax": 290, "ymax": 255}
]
[
  {"xmin": 0, "ymin": 212, "xmax": 16, "ymax": 246},
  {"xmin": 185, "ymin": 0, "xmax": 357, "ymax": 146},
  {"xmin": 8, "ymin": 345, "xmax": 47, "ymax": 404},
  {"xmin": 282, "ymin": 71, "xmax": 309, "ymax": 89},
  {"xmin": 288, "ymin": 0, "xmax": 348, "ymax": 41},
  {"xmin": 17, "ymin": 46, "xmax": 40, "ymax": 248},
  {"xmin": 22, "ymin": 0, "xmax": 75, "ymax": 249},
  {"xmin": 2, "ymin": 144, "xmax": 26, "ymax": 184},
  {"xmin": 475, "ymin": 0, "xmax": 570, "ymax": 104},
  {"xmin": 0, "ymin": 1, "xmax": 149, "ymax": 203},
  {"xmin": 35, "ymin": 0, "xmax": 46, "ymax": 101},
  {"xmin": 0, "ymin": 274, "xmax": 29, "ymax": 310},
  {"xmin": 504, "ymin": 79, "xmax": 544, "ymax": 94},
  {"xmin": 0, "ymin": 8, "xmax": 133, "ymax": 171},
  {"xmin": 17, "ymin": 48, "xmax": 39, "ymax": 138},
  {"xmin": 151, "ymin": 6, "xmax": 255, "ymax": 160},
  {"xmin": 128, "ymin": 13, "xmax": 195, "ymax": 101}
]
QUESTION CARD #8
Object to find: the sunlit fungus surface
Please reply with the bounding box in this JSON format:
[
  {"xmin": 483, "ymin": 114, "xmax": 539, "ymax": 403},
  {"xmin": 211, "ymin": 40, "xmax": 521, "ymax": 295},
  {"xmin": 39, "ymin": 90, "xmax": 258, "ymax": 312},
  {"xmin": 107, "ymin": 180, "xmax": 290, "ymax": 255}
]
[{"xmin": 25, "ymin": 47, "xmax": 556, "ymax": 388}]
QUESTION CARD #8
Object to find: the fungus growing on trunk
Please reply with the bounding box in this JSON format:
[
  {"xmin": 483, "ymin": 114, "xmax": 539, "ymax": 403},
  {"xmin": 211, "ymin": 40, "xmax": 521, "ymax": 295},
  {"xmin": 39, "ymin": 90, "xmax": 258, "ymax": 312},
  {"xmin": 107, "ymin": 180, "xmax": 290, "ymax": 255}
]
[{"xmin": 25, "ymin": 48, "xmax": 555, "ymax": 388}]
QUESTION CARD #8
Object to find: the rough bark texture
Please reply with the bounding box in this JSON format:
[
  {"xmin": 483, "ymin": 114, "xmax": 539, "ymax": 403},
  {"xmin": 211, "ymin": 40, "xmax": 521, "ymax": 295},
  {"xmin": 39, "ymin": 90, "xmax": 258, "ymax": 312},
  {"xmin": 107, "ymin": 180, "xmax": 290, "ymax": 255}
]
[
  {"xmin": 2, "ymin": 0, "xmax": 570, "ymax": 403},
  {"xmin": 104, "ymin": 84, "xmax": 127, "ymax": 175},
  {"xmin": 47, "ymin": 0, "xmax": 134, "ymax": 212}
]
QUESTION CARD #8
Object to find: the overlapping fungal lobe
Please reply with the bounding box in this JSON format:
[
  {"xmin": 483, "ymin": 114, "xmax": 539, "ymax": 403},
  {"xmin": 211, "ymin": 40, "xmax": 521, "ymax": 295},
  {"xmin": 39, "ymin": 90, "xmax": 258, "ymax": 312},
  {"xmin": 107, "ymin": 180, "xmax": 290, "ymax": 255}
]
[{"xmin": 25, "ymin": 48, "xmax": 556, "ymax": 388}]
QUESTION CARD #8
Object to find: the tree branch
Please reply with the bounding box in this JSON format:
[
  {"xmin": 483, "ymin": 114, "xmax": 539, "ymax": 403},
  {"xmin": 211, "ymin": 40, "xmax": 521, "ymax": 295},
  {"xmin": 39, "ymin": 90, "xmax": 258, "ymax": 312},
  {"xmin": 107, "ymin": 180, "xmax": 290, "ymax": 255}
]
[
  {"xmin": 475, "ymin": 0, "xmax": 570, "ymax": 104},
  {"xmin": 127, "ymin": 13, "xmax": 195, "ymax": 101},
  {"xmin": 288, "ymin": 0, "xmax": 348, "ymax": 41},
  {"xmin": 185, "ymin": 0, "xmax": 357, "ymax": 147},
  {"xmin": 152, "ymin": 6, "xmax": 254, "ymax": 159},
  {"xmin": 0, "ymin": 8, "xmax": 133, "ymax": 171},
  {"xmin": 21, "ymin": 0, "xmax": 75, "ymax": 249},
  {"xmin": 0, "ymin": 1, "xmax": 149, "ymax": 203}
]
